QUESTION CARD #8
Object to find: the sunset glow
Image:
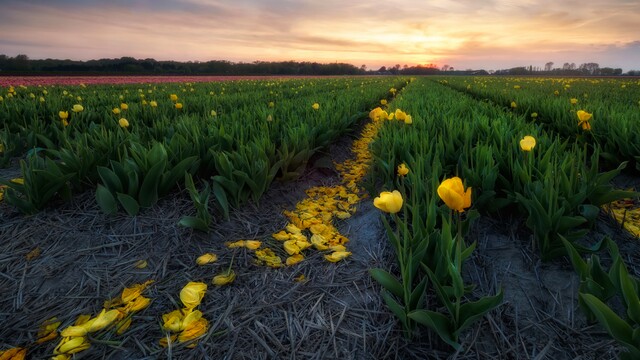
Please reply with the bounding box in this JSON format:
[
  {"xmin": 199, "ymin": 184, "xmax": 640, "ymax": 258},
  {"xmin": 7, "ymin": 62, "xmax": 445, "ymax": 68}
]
[{"xmin": 1, "ymin": 0, "xmax": 638, "ymax": 71}]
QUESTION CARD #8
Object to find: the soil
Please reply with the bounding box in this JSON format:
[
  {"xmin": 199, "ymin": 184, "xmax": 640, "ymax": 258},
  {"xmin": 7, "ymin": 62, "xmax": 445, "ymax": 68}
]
[{"xmin": 1, "ymin": 119, "xmax": 638, "ymax": 359}]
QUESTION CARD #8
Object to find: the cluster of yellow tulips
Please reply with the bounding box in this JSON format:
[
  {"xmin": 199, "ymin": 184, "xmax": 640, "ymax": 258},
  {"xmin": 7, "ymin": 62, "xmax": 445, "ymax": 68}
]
[{"xmin": 368, "ymin": 107, "xmax": 413, "ymax": 124}]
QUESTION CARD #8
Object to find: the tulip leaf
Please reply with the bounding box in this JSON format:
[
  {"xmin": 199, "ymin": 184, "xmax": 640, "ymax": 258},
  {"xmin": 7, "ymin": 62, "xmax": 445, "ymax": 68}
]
[
  {"xmin": 369, "ymin": 268, "xmax": 404, "ymax": 299},
  {"xmin": 381, "ymin": 290, "xmax": 407, "ymax": 328},
  {"xmin": 117, "ymin": 192, "xmax": 140, "ymax": 216},
  {"xmin": 138, "ymin": 161, "xmax": 165, "ymax": 208},
  {"xmin": 579, "ymin": 293, "xmax": 636, "ymax": 352},
  {"xmin": 178, "ymin": 216, "xmax": 210, "ymax": 232},
  {"xmin": 97, "ymin": 166, "xmax": 123, "ymax": 193},
  {"xmin": 617, "ymin": 261, "xmax": 640, "ymax": 325},
  {"xmin": 96, "ymin": 184, "xmax": 118, "ymax": 215},
  {"xmin": 456, "ymin": 289, "xmax": 504, "ymax": 336},
  {"xmin": 408, "ymin": 310, "xmax": 460, "ymax": 350},
  {"xmin": 211, "ymin": 179, "xmax": 230, "ymax": 220}
]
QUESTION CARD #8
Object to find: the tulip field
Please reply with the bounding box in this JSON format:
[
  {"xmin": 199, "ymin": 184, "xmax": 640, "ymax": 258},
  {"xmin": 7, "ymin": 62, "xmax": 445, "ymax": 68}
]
[{"xmin": 1, "ymin": 75, "xmax": 640, "ymax": 359}]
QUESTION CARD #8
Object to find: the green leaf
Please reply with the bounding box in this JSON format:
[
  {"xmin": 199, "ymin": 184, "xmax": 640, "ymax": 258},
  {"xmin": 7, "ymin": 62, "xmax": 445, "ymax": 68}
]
[
  {"xmin": 381, "ymin": 290, "xmax": 407, "ymax": 328},
  {"xmin": 117, "ymin": 192, "xmax": 140, "ymax": 216},
  {"xmin": 97, "ymin": 166, "xmax": 123, "ymax": 193},
  {"xmin": 617, "ymin": 261, "xmax": 640, "ymax": 325},
  {"xmin": 211, "ymin": 179, "xmax": 230, "ymax": 220},
  {"xmin": 138, "ymin": 161, "xmax": 165, "ymax": 208},
  {"xmin": 178, "ymin": 216, "xmax": 210, "ymax": 232},
  {"xmin": 456, "ymin": 289, "xmax": 504, "ymax": 335},
  {"xmin": 408, "ymin": 310, "xmax": 460, "ymax": 350},
  {"xmin": 369, "ymin": 268, "xmax": 404, "ymax": 298},
  {"xmin": 96, "ymin": 184, "xmax": 118, "ymax": 214},
  {"xmin": 579, "ymin": 293, "xmax": 634, "ymax": 346}
]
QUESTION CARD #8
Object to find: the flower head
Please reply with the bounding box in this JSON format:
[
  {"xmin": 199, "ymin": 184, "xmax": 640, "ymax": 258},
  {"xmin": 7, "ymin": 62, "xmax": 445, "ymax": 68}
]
[
  {"xmin": 437, "ymin": 177, "xmax": 472, "ymax": 212},
  {"xmin": 175, "ymin": 103, "xmax": 183, "ymax": 109},
  {"xmin": 312, "ymin": 103, "xmax": 320, "ymax": 110},
  {"xmin": 212, "ymin": 270, "xmax": 236, "ymax": 286},
  {"xmin": 72, "ymin": 104, "xmax": 83, "ymax": 113},
  {"xmin": 59, "ymin": 111, "xmax": 69, "ymax": 120},
  {"xmin": 397, "ymin": 163, "xmax": 409, "ymax": 177},
  {"xmin": 519, "ymin": 135, "xmax": 536, "ymax": 151},
  {"xmin": 170, "ymin": 94, "xmax": 178, "ymax": 102},
  {"xmin": 112, "ymin": 107, "xmax": 121, "ymax": 115},
  {"xmin": 180, "ymin": 282, "xmax": 207, "ymax": 309},
  {"xmin": 510, "ymin": 101, "xmax": 517, "ymax": 108},
  {"xmin": 373, "ymin": 190, "xmax": 403, "ymax": 214},
  {"xmin": 118, "ymin": 118, "xmax": 129, "ymax": 128},
  {"xmin": 150, "ymin": 101, "xmax": 158, "ymax": 107},
  {"xmin": 577, "ymin": 110, "xmax": 592, "ymax": 131}
]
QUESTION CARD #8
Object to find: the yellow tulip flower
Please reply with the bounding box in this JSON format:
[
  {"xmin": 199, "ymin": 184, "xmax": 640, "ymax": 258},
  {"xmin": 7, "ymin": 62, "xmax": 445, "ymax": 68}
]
[
  {"xmin": 72, "ymin": 104, "xmax": 83, "ymax": 112},
  {"xmin": 397, "ymin": 163, "xmax": 409, "ymax": 177},
  {"xmin": 60, "ymin": 325, "xmax": 88, "ymax": 337},
  {"xmin": 212, "ymin": 270, "xmax": 236, "ymax": 286},
  {"xmin": 519, "ymin": 135, "xmax": 536, "ymax": 152},
  {"xmin": 196, "ymin": 253, "xmax": 218, "ymax": 265},
  {"xmin": 59, "ymin": 111, "xmax": 69, "ymax": 120},
  {"xmin": 404, "ymin": 114, "xmax": 412, "ymax": 124},
  {"xmin": 120, "ymin": 103, "xmax": 128, "ymax": 110},
  {"xmin": 175, "ymin": 103, "xmax": 183, "ymax": 109},
  {"xmin": 570, "ymin": 98, "xmax": 578, "ymax": 105},
  {"xmin": 373, "ymin": 190, "xmax": 403, "ymax": 214},
  {"xmin": 126, "ymin": 296, "xmax": 151, "ymax": 312},
  {"xmin": 437, "ymin": 177, "xmax": 472, "ymax": 212},
  {"xmin": 577, "ymin": 110, "xmax": 592, "ymax": 131},
  {"xmin": 312, "ymin": 103, "xmax": 320, "ymax": 110},
  {"xmin": 510, "ymin": 101, "xmax": 517, "ymax": 108},
  {"xmin": 380, "ymin": 99, "xmax": 387, "ymax": 105},
  {"xmin": 112, "ymin": 108, "xmax": 121, "ymax": 115},
  {"xmin": 85, "ymin": 309, "xmax": 120, "ymax": 332},
  {"xmin": 118, "ymin": 118, "xmax": 129, "ymax": 128},
  {"xmin": 180, "ymin": 282, "xmax": 207, "ymax": 309},
  {"xmin": 150, "ymin": 101, "xmax": 158, "ymax": 107},
  {"xmin": 0, "ymin": 347, "xmax": 26, "ymax": 359},
  {"xmin": 170, "ymin": 94, "xmax": 178, "ymax": 102},
  {"xmin": 394, "ymin": 109, "xmax": 406, "ymax": 121},
  {"xmin": 121, "ymin": 280, "xmax": 154, "ymax": 303},
  {"xmin": 178, "ymin": 317, "xmax": 208, "ymax": 346}
]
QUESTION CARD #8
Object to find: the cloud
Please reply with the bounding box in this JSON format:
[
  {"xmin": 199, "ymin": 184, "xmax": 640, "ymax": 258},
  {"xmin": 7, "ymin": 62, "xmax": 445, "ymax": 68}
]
[{"xmin": 0, "ymin": 0, "xmax": 638, "ymax": 70}]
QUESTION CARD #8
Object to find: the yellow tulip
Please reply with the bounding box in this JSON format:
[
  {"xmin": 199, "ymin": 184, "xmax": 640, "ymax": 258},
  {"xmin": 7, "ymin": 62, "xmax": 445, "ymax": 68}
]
[
  {"xmin": 519, "ymin": 135, "xmax": 536, "ymax": 151},
  {"xmin": 404, "ymin": 114, "xmax": 412, "ymax": 124},
  {"xmin": 196, "ymin": 253, "xmax": 218, "ymax": 265},
  {"xmin": 59, "ymin": 111, "xmax": 69, "ymax": 120},
  {"xmin": 373, "ymin": 190, "xmax": 403, "ymax": 214},
  {"xmin": 244, "ymin": 240, "xmax": 261, "ymax": 250},
  {"xmin": 226, "ymin": 240, "xmax": 246, "ymax": 248},
  {"xmin": 531, "ymin": 112, "xmax": 538, "ymax": 118},
  {"xmin": 211, "ymin": 110, "xmax": 217, "ymax": 117},
  {"xmin": 162, "ymin": 309, "xmax": 184, "ymax": 332},
  {"xmin": 510, "ymin": 101, "xmax": 517, "ymax": 108},
  {"xmin": 120, "ymin": 103, "xmax": 128, "ymax": 110},
  {"xmin": 36, "ymin": 317, "xmax": 61, "ymax": 344},
  {"xmin": 437, "ymin": 177, "xmax": 472, "ymax": 212},
  {"xmin": 397, "ymin": 163, "xmax": 409, "ymax": 177},
  {"xmin": 118, "ymin": 118, "xmax": 129, "ymax": 128},
  {"xmin": 577, "ymin": 110, "xmax": 592, "ymax": 131},
  {"xmin": 112, "ymin": 107, "xmax": 121, "ymax": 115},
  {"xmin": 268, "ymin": 101, "xmax": 274, "ymax": 108},
  {"xmin": 54, "ymin": 336, "xmax": 90, "ymax": 355},
  {"xmin": 150, "ymin": 101, "xmax": 158, "ymax": 107},
  {"xmin": 380, "ymin": 99, "xmax": 387, "ymax": 105},
  {"xmin": 115, "ymin": 317, "xmax": 132, "ymax": 335},
  {"xmin": 170, "ymin": 94, "xmax": 178, "ymax": 101},
  {"xmin": 175, "ymin": 103, "xmax": 183, "ymax": 109},
  {"xmin": 570, "ymin": 98, "xmax": 578, "ymax": 105},
  {"xmin": 312, "ymin": 103, "xmax": 320, "ymax": 110},
  {"xmin": 394, "ymin": 109, "xmax": 406, "ymax": 121},
  {"xmin": 284, "ymin": 240, "xmax": 301, "ymax": 255},
  {"xmin": 180, "ymin": 282, "xmax": 207, "ymax": 309},
  {"xmin": 324, "ymin": 251, "xmax": 352, "ymax": 262},
  {"xmin": 212, "ymin": 270, "xmax": 236, "ymax": 286},
  {"xmin": 72, "ymin": 104, "xmax": 83, "ymax": 112}
]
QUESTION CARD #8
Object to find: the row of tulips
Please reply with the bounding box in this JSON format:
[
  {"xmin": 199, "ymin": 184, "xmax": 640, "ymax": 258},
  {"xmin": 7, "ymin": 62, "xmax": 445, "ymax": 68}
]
[
  {"xmin": 0, "ymin": 77, "xmax": 409, "ymax": 216},
  {"xmin": 440, "ymin": 76, "xmax": 640, "ymax": 169},
  {"xmin": 367, "ymin": 77, "xmax": 636, "ymax": 351}
]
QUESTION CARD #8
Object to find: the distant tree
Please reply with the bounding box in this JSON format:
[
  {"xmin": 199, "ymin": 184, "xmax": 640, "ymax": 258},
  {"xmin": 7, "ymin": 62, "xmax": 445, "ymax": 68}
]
[
  {"xmin": 544, "ymin": 62, "xmax": 554, "ymax": 72},
  {"xmin": 442, "ymin": 64, "xmax": 450, "ymax": 71},
  {"xmin": 378, "ymin": 66, "xmax": 387, "ymax": 73}
]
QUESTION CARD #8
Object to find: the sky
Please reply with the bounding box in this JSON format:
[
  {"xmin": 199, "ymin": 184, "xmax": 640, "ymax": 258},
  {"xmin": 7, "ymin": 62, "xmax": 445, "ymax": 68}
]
[{"xmin": 0, "ymin": 0, "xmax": 639, "ymax": 71}]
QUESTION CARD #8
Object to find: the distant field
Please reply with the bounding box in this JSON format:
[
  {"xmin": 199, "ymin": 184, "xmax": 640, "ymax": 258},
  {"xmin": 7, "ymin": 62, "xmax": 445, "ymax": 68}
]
[{"xmin": 0, "ymin": 75, "xmax": 338, "ymax": 86}]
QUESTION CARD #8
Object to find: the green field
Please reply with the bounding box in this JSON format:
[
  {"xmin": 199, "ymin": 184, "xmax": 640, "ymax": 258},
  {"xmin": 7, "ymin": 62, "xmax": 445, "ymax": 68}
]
[{"xmin": 2, "ymin": 76, "xmax": 640, "ymax": 359}]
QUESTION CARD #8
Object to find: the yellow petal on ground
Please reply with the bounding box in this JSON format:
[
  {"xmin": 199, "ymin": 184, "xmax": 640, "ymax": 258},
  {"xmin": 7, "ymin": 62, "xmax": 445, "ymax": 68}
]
[
  {"xmin": 311, "ymin": 234, "xmax": 329, "ymax": 250},
  {"xmin": 212, "ymin": 270, "xmax": 236, "ymax": 286},
  {"xmin": 286, "ymin": 223, "xmax": 302, "ymax": 234},
  {"xmin": 126, "ymin": 296, "xmax": 151, "ymax": 312},
  {"xmin": 86, "ymin": 309, "xmax": 120, "ymax": 332},
  {"xmin": 286, "ymin": 254, "xmax": 304, "ymax": 266},
  {"xmin": 179, "ymin": 318, "xmax": 209, "ymax": 347},
  {"xmin": 0, "ymin": 347, "xmax": 27, "ymax": 360},
  {"xmin": 121, "ymin": 280, "xmax": 154, "ymax": 304},
  {"xmin": 115, "ymin": 317, "xmax": 132, "ymax": 335},
  {"xmin": 36, "ymin": 317, "xmax": 61, "ymax": 344},
  {"xmin": 159, "ymin": 334, "xmax": 178, "ymax": 348},
  {"xmin": 180, "ymin": 282, "xmax": 207, "ymax": 309},
  {"xmin": 244, "ymin": 240, "xmax": 262, "ymax": 250},
  {"xmin": 162, "ymin": 309, "xmax": 185, "ymax": 332},
  {"xmin": 329, "ymin": 245, "xmax": 348, "ymax": 252},
  {"xmin": 283, "ymin": 240, "xmax": 301, "ymax": 255},
  {"xmin": 272, "ymin": 231, "xmax": 290, "ymax": 241},
  {"xmin": 335, "ymin": 211, "xmax": 351, "ymax": 219},
  {"xmin": 226, "ymin": 240, "xmax": 246, "ymax": 248},
  {"xmin": 134, "ymin": 260, "xmax": 147, "ymax": 269},
  {"xmin": 74, "ymin": 314, "xmax": 92, "ymax": 326},
  {"xmin": 324, "ymin": 251, "xmax": 352, "ymax": 262},
  {"xmin": 309, "ymin": 224, "xmax": 327, "ymax": 234},
  {"xmin": 294, "ymin": 274, "xmax": 306, "ymax": 282},
  {"xmin": 25, "ymin": 247, "xmax": 41, "ymax": 260},
  {"xmin": 296, "ymin": 240, "xmax": 312, "ymax": 251},
  {"xmin": 55, "ymin": 336, "xmax": 90, "ymax": 355},
  {"xmin": 196, "ymin": 253, "xmax": 218, "ymax": 265},
  {"xmin": 60, "ymin": 325, "xmax": 88, "ymax": 337}
]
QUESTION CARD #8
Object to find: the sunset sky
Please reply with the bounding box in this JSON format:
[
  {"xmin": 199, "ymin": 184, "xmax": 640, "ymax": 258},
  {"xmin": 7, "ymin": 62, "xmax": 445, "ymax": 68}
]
[{"xmin": 1, "ymin": 0, "xmax": 639, "ymax": 71}]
